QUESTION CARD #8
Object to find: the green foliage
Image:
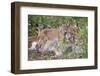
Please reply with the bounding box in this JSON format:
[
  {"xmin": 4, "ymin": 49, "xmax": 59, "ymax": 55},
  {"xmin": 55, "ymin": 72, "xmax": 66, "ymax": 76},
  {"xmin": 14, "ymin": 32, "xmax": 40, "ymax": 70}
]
[
  {"xmin": 28, "ymin": 15, "xmax": 88, "ymax": 60},
  {"xmin": 79, "ymin": 27, "xmax": 87, "ymax": 38},
  {"xmin": 28, "ymin": 15, "xmax": 87, "ymax": 36}
]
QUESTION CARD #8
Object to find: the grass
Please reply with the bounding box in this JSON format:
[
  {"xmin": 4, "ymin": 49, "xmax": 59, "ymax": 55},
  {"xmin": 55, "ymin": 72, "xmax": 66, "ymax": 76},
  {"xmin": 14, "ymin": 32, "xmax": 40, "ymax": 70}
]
[{"xmin": 28, "ymin": 47, "xmax": 88, "ymax": 61}]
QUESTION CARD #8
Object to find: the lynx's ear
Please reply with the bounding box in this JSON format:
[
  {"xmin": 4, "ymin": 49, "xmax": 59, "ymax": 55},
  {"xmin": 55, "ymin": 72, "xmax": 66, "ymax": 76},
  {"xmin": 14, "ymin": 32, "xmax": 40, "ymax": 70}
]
[{"xmin": 76, "ymin": 23, "xmax": 78, "ymax": 27}]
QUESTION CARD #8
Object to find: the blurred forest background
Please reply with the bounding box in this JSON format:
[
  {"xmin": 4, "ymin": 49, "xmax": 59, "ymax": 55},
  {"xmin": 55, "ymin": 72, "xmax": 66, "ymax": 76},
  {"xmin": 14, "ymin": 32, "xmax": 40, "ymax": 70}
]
[{"xmin": 28, "ymin": 15, "xmax": 88, "ymax": 60}]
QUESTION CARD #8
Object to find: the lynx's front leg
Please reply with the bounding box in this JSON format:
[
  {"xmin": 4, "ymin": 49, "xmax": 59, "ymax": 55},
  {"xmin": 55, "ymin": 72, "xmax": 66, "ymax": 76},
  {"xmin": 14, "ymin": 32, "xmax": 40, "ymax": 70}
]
[{"xmin": 52, "ymin": 44, "xmax": 62, "ymax": 58}]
